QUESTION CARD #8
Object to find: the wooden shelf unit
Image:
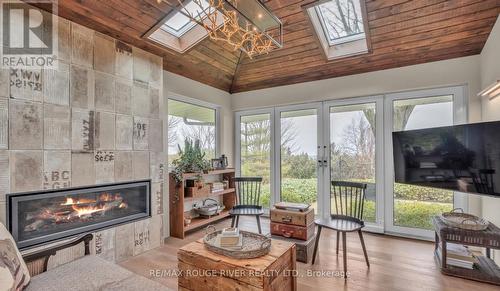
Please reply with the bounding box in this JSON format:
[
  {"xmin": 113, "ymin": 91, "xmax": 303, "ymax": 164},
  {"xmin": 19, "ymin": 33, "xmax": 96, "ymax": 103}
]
[{"xmin": 169, "ymin": 169, "xmax": 236, "ymax": 239}]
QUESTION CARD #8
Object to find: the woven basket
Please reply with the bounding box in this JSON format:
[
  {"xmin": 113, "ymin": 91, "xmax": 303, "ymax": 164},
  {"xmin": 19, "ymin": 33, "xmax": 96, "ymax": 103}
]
[
  {"xmin": 203, "ymin": 226, "xmax": 271, "ymax": 259},
  {"xmin": 440, "ymin": 208, "xmax": 489, "ymax": 231}
]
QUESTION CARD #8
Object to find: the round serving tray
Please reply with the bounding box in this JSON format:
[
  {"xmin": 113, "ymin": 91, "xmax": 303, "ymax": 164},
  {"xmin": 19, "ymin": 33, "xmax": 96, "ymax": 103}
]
[
  {"xmin": 203, "ymin": 226, "xmax": 271, "ymax": 259},
  {"xmin": 440, "ymin": 208, "xmax": 489, "ymax": 231}
]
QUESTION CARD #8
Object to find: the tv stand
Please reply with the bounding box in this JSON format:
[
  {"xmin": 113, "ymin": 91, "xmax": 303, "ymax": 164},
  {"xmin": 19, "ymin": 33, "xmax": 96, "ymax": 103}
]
[{"xmin": 433, "ymin": 216, "xmax": 500, "ymax": 285}]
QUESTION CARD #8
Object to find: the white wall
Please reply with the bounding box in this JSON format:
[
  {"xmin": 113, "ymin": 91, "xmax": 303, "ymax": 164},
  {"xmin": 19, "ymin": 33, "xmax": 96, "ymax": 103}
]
[
  {"xmin": 481, "ymin": 17, "xmax": 500, "ymax": 122},
  {"xmin": 232, "ymin": 55, "xmax": 483, "ymax": 123},
  {"xmin": 479, "ymin": 17, "xmax": 500, "ymax": 263},
  {"xmin": 163, "ymin": 71, "xmax": 234, "ymax": 166}
]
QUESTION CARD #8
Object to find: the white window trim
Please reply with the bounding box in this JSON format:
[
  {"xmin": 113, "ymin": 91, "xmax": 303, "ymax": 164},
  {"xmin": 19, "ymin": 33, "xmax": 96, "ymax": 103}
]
[
  {"xmin": 305, "ymin": 1, "xmax": 369, "ymax": 60},
  {"xmin": 168, "ymin": 93, "xmax": 221, "ymax": 160},
  {"xmin": 234, "ymin": 84, "xmax": 469, "ymax": 240}
]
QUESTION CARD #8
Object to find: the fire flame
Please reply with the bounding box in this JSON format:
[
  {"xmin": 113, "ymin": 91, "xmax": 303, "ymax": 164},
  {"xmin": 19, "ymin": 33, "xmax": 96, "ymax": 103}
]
[{"xmin": 72, "ymin": 205, "xmax": 106, "ymax": 217}]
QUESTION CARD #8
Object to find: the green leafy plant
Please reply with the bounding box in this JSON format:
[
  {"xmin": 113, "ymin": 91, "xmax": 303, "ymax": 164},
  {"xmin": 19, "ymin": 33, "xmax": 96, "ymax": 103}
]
[{"xmin": 172, "ymin": 139, "xmax": 211, "ymax": 184}]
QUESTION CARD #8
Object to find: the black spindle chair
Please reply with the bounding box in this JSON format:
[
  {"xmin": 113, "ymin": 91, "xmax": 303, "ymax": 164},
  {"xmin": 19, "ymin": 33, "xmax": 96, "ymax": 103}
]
[
  {"xmin": 312, "ymin": 181, "xmax": 370, "ymax": 278},
  {"xmin": 470, "ymin": 168, "xmax": 495, "ymax": 195},
  {"xmin": 229, "ymin": 177, "xmax": 264, "ymax": 234}
]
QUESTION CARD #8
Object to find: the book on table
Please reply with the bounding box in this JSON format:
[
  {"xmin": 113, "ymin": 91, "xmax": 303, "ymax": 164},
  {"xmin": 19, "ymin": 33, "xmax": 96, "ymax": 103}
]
[
  {"xmin": 274, "ymin": 202, "xmax": 310, "ymax": 212},
  {"xmin": 436, "ymin": 243, "xmax": 478, "ymax": 269},
  {"xmin": 217, "ymin": 234, "xmax": 243, "ymax": 249}
]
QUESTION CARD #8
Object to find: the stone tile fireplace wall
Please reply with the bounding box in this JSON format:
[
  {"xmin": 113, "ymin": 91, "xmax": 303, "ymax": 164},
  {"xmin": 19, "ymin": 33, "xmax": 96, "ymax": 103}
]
[{"xmin": 0, "ymin": 11, "xmax": 167, "ymax": 267}]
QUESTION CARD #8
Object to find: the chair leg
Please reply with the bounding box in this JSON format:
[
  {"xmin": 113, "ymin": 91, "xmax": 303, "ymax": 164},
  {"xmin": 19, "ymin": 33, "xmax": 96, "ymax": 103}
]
[
  {"xmin": 256, "ymin": 215, "xmax": 262, "ymax": 234},
  {"xmin": 235, "ymin": 215, "xmax": 240, "ymax": 227},
  {"xmin": 336, "ymin": 231, "xmax": 340, "ymax": 255},
  {"xmin": 342, "ymin": 232, "xmax": 347, "ymax": 280},
  {"xmin": 312, "ymin": 225, "xmax": 322, "ymax": 264},
  {"xmin": 231, "ymin": 216, "xmax": 235, "ymax": 228},
  {"xmin": 358, "ymin": 230, "xmax": 370, "ymax": 268}
]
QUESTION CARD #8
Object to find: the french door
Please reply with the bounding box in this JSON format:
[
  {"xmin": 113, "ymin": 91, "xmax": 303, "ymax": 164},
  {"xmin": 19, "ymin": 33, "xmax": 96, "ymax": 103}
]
[
  {"xmin": 384, "ymin": 86, "xmax": 467, "ymax": 238},
  {"xmin": 235, "ymin": 86, "xmax": 467, "ymax": 238}
]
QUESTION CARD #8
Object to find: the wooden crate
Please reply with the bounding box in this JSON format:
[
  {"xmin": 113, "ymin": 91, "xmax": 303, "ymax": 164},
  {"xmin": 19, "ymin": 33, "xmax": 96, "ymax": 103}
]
[
  {"xmin": 272, "ymin": 234, "xmax": 316, "ymax": 263},
  {"xmin": 185, "ymin": 186, "xmax": 210, "ymax": 198},
  {"xmin": 178, "ymin": 239, "xmax": 297, "ymax": 291},
  {"xmin": 270, "ymin": 208, "xmax": 314, "ymax": 227},
  {"xmin": 270, "ymin": 222, "xmax": 315, "ymax": 241}
]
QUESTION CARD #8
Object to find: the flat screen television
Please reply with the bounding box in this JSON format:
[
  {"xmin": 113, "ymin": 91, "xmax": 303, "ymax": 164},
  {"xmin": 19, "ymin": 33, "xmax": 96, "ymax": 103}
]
[{"xmin": 392, "ymin": 121, "xmax": 500, "ymax": 197}]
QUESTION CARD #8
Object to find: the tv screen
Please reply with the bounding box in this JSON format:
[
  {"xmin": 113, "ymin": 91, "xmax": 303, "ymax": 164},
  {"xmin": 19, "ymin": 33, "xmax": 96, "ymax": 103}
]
[{"xmin": 393, "ymin": 121, "xmax": 500, "ymax": 197}]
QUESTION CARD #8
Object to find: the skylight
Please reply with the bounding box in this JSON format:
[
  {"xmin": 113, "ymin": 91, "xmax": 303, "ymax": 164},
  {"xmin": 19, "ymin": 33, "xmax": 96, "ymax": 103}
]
[
  {"xmin": 315, "ymin": 0, "xmax": 366, "ymax": 46},
  {"xmin": 305, "ymin": 0, "xmax": 369, "ymax": 60},
  {"xmin": 161, "ymin": 0, "xmax": 210, "ymax": 38}
]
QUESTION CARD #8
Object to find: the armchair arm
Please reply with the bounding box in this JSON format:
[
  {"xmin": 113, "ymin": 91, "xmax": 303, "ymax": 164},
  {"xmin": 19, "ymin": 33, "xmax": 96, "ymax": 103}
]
[{"xmin": 22, "ymin": 233, "xmax": 93, "ymax": 273}]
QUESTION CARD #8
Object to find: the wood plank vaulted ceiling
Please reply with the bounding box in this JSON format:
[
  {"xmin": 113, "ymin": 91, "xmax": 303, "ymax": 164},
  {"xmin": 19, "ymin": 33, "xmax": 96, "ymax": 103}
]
[{"xmin": 36, "ymin": 0, "xmax": 499, "ymax": 93}]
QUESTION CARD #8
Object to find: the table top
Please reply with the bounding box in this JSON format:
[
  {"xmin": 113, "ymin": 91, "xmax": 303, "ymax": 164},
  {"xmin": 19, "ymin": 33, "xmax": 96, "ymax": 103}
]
[
  {"xmin": 433, "ymin": 215, "xmax": 500, "ymax": 248},
  {"xmin": 178, "ymin": 238, "xmax": 295, "ymax": 272}
]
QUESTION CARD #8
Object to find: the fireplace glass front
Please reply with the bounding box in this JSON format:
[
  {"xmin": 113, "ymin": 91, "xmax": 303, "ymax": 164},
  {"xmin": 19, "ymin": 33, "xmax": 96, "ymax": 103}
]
[{"xmin": 7, "ymin": 180, "xmax": 151, "ymax": 249}]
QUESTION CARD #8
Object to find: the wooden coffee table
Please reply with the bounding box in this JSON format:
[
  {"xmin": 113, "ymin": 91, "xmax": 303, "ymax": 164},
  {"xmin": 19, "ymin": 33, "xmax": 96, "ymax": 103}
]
[{"xmin": 178, "ymin": 239, "xmax": 297, "ymax": 291}]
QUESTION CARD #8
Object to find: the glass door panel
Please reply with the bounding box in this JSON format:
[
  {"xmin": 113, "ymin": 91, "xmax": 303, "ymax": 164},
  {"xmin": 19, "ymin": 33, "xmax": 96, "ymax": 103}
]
[
  {"xmin": 239, "ymin": 113, "xmax": 272, "ymax": 208},
  {"xmin": 392, "ymin": 95, "xmax": 454, "ymax": 230},
  {"xmin": 279, "ymin": 109, "xmax": 319, "ymax": 212},
  {"xmin": 329, "ymin": 103, "xmax": 377, "ymax": 222}
]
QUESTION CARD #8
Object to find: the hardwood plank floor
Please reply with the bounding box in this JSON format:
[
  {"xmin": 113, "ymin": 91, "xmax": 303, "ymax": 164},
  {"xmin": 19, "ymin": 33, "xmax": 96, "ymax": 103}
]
[{"xmin": 119, "ymin": 217, "xmax": 499, "ymax": 291}]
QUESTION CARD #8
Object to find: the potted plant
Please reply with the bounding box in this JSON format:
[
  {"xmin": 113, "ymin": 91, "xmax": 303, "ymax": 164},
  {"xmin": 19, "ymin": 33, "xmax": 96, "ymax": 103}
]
[{"xmin": 172, "ymin": 139, "xmax": 211, "ymax": 185}]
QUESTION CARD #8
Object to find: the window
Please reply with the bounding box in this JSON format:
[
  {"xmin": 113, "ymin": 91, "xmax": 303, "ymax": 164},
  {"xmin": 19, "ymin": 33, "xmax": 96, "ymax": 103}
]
[
  {"xmin": 162, "ymin": 0, "xmax": 210, "ymax": 38},
  {"xmin": 239, "ymin": 113, "xmax": 272, "ymax": 208},
  {"xmin": 306, "ymin": 0, "xmax": 369, "ymax": 60},
  {"xmin": 168, "ymin": 98, "xmax": 217, "ymax": 167},
  {"xmin": 315, "ymin": 0, "xmax": 365, "ymax": 45},
  {"xmin": 144, "ymin": 0, "xmax": 213, "ymax": 53}
]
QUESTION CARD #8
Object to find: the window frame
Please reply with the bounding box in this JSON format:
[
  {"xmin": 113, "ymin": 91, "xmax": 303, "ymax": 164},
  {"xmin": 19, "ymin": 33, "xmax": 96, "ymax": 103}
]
[
  {"xmin": 167, "ymin": 93, "xmax": 221, "ymax": 167},
  {"xmin": 303, "ymin": 0, "xmax": 372, "ymax": 61}
]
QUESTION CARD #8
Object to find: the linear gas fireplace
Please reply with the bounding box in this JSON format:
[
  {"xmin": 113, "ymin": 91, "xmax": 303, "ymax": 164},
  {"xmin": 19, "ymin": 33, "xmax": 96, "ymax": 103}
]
[{"xmin": 7, "ymin": 180, "xmax": 151, "ymax": 249}]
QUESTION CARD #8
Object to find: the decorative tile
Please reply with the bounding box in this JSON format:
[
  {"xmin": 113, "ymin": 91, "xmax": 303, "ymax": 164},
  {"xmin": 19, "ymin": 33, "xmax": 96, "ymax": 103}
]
[
  {"xmin": 71, "ymin": 152, "xmax": 95, "ymax": 187},
  {"xmin": 71, "ymin": 109, "xmax": 95, "ymax": 151},
  {"xmin": 94, "ymin": 33, "xmax": 115, "ymax": 74},
  {"xmin": 0, "ymin": 69, "xmax": 9, "ymax": 97},
  {"xmin": 43, "ymin": 151, "xmax": 71, "ymax": 189},
  {"xmin": 149, "ymin": 87, "xmax": 159, "ymax": 118},
  {"xmin": 10, "ymin": 151, "xmax": 43, "ymax": 192},
  {"xmin": 57, "ymin": 18, "xmax": 71, "ymax": 62},
  {"xmin": 115, "ymin": 114, "xmax": 132, "ymax": 150},
  {"xmin": 71, "ymin": 23, "xmax": 94, "ymax": 68},
  {"xmin": 115, "ymin": 41, "xmax": 133, "ymax": 80},
  {"xmin": 115, "ymin": 79, "xmax": 131, "ymax": 115},
  {"xmin": 132, "ymin": 81, "xmax": 150, "ymax": 117},
  {"xmin": 149, "ymin": 54, "xmax": 162, "ymax": 88},
  {"xmin": 94, "ymin": 150, "xmax": 115, "ymax": 184},
  {"xmin": 114, "ymin": 151, "xmax": 132, "ymax": 182},
  {"xmin": 9, "ymin": 68, "xmax": 43, "ymax": 102},
  {"xmin": 149, "ymin": 119, "xmax": 163, "ymax": 153},
  {"xmin": 43, "ymin": 62, "xmax": 70, "ymax": 105},
  {"xmin": 0, "ymin": 201, "xmax": 6, "ymax": 225},
  {"xmin": 133, "ymin": 48, "xmax": 150, "ymax": 84},
  {"xmin": 149, "ymin": 215, "xmax": 163, "ymax": 249},
  {"xmin": 9, "ymin": 100, "xmax": 43, "ymax": 150},
  {"xmin": 0, "ymin": 151, "xmax": 9, "ymax": 201},
  {"xmin": 94, "ymin": 112, "xmax": 115, "ymax": 150},
  {"xmin": 70, "ymin": 65, "xmax": 94, "ymax": 109},
  {"xmin": 0, "ymin": 98, "xmax": 7, "ymax": 149},
  {"xmin": 95, "ymin": 228, "xmax": 116, "ymax": 262},
  {"xmin": 115, "ymin": 223, "xmax": 134, "ymax": 262},
  {"xmin": 132, "ymin": 151, "xmax": 149, "ymax": 179},
  {"xmin": 133, "ymin": 218, "xmax": 151, "ymax": 255},
  {"xmin": 150, "ymin": 152, "xmax": 165, "ymax": 183},
  {"xmin": 44, "ymin": 104, "xmax": 71, "ymax": 149},
  {"xmin": 133, "ymin": 117, "xmax": 149, "ymax": 150},
  {"xmin": 151, "ymin": 182, "xmax": 164, "ymax": 216},
  {"xmin": 95, "ymin": 72, "xmax": 115, "ymax": 112}
]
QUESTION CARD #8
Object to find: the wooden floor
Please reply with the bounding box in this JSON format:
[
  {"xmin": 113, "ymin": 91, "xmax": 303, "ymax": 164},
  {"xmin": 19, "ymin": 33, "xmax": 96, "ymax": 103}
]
[{"xmin": 120, "ymin": 217, "xmax": 498, "ymax": 291}]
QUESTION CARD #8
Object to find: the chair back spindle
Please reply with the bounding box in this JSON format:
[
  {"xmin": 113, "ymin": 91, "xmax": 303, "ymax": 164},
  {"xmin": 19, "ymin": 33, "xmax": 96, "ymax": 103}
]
[
  {"xmin": 331, "ymin": 181, "xmax": 367, "ymax": 221},
  {"xmin": 234, "ymin": 177, "xmax": 263, "ymax": 206}
]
